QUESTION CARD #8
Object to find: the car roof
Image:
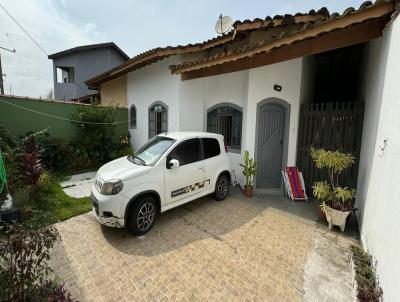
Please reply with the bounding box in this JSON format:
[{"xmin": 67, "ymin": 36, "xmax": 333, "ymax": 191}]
[{"xmin": 157, "ymin": 131, "xmax": 223, "ymax": 141}]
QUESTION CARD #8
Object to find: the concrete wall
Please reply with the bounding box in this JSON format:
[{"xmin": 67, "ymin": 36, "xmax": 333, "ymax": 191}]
[
  {"xmin": 0, "ymin": 95, "xmax": 129, "ymax": 141},
  {"xmin": 100, "ymin": 75, "xmax": 127, "ymax": 108},
  {"xmin": 246, "ymin": 58, "xmax": 303, "ymax": 168},
  {"xmin": 176, "ymin": 69, "xmax": 249, "ymax": 182},
  {"xmin": 127, "ymin": 56, "xmax": 181, "ymax": 151},
  {"xmin": 125, "ymin": 55, "xmax": 303, "ymax": 186},
  {"xmin": 177, "ymin": 59, "xmax": 303, "ymax": 186},
  {"xmin": 356, "ymin": 18, "xmax": 400, "ymax": 302},
  {"xmin": 204, "ymin": 70, "xmax": 249, "ymax": 183},
  {"xmin": 52, "ymin": 47, "xmax": 126, "ymax": 100}
]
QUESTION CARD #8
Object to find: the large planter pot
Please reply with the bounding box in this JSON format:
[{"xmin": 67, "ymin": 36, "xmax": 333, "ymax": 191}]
[
  {"xmin": 243, "ymin": 186, "xmax": 254, "ymax": 198},
  {"xmin": 322, "ymin": 203, "xmax": 351, "ymax": 232}
]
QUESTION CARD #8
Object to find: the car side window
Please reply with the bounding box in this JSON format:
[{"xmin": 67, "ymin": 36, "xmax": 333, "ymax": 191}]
[
  {"xmin": 202, "ymin": 138, "xmax": 221, "ymax": 159},
  {"xmin": 167, "ymin": 138, "xmax": 201, "ymax": 167}
]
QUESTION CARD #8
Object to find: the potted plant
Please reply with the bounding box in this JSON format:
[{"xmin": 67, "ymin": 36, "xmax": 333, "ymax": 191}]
[
  {"xmin": 240, "ymin": 150, "xmax": 257, "ymax": 198},
  {"xmin": 310, "ymin": 148, "xmax": 356, "ymax": 232}
]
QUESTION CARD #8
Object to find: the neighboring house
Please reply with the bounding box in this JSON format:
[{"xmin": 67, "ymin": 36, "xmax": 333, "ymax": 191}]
[
  {"xmin": 48, "ymin": 42, "xmax": 129, "ymax": 102},
  {"xmin": 87, "ymin": 1, "xmax": 400, "ymax": 300}
]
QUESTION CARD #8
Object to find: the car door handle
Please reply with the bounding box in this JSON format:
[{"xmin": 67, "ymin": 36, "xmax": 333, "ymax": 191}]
[{"xmin": 198, "ymin": 167, "xmax": 204, "ymax": 171}]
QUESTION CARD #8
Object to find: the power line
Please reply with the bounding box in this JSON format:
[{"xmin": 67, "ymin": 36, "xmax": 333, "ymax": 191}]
[
  {"xmin": 0, "ymin": 98, "xmax": 129, "ymax": 125},
  {"xmin": 0, "ymin": 3, "xmax": 47, "ymax": 56}
]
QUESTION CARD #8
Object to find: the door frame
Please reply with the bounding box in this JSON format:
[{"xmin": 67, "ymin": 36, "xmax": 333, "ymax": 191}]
[{"xmin": 254, "ymin": 98, "xmax": 290, "ymax": 194}]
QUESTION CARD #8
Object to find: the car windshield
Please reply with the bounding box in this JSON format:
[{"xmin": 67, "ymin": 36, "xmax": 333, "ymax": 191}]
[{"xmin": 128, "ymin": 136, "xmax": 176, "ymax": 166}]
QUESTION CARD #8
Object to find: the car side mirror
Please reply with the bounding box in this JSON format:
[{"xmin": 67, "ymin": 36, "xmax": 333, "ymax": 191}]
[{"xmin": 169, "ymin": 159, "xmax": 180, "ymax": 169}]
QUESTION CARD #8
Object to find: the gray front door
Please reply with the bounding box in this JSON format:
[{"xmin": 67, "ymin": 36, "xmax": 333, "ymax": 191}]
[{"xmin": 257, "ymin": 103, "xmax": 285, "ymax": 189}]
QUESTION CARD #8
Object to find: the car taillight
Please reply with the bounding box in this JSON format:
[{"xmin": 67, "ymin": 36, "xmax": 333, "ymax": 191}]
[{"xmin": 224, "ymin": 142, "xmax": 228, "ymax": 153}]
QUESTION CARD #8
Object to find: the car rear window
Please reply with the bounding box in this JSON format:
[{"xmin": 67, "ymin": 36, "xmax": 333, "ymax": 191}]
[{"xmin": 202, "ymin": 138, "xmax": 221, "ymax": 159}]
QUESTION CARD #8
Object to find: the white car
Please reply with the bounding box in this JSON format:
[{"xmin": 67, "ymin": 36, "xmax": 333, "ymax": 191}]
[{"xmin": 91, "ymin": 132, "xmax": 231, "ymax": 235}]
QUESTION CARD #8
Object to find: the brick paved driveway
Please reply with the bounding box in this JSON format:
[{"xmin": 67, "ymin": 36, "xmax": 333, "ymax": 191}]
[{"xmin": 51, "ymin": 189, "xmax": 358, "ymax": 301}]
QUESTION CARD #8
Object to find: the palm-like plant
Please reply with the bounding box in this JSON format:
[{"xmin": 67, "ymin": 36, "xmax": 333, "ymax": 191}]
[
  {"xmin": 240, "ymin": 151, "xmax": 257, "ymax": 188},
  {"xmin": 310, "ymin": 148, "xmax": 356, "ymax": 211}
]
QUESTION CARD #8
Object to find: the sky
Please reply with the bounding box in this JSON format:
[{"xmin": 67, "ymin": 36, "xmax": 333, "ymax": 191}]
[{"xmin": 0, "ymin": 0, "xmax": 364, "ymax": 98}]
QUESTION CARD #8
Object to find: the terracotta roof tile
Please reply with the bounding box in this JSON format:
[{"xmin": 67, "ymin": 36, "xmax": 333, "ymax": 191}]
[
  {"xmin": 170, "ymin": 0, "xmax": 395, "ymax": 74},
  {"xmin": 87, "ymin": 0, "xmax": 395, "ymax": 86}
]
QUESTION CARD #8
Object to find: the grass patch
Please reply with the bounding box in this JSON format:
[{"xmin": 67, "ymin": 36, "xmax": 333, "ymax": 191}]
[{"xmin": 24, "ymin": 178, "xmax": 92, "ymax": 225}]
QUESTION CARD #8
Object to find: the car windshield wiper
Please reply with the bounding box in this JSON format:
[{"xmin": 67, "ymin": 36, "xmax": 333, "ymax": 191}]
[{"xmin": 131, "ymin": 155, "xmax": 147, "ymax": 166}]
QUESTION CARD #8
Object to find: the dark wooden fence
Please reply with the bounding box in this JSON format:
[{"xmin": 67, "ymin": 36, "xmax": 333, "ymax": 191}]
[{"xmin": 296, "ymin": 102, "xmax": 364, "ymax": 191}]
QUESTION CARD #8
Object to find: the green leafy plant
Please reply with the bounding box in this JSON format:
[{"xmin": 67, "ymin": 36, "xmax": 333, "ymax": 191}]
[
  {"xmin": 240, "ymin": 150, "xmax": 257, "ymax": 188},
  {"xmin": 111, "ymin": 134, "xmax": 133, "ymax": 159},
  {"xmin": 0, "ymin": 219, "xmax": 61, "ymax": 301},
  {"xmin": 1, "ymin": 145, "xmax": 23, "ymax": 196},
  {"xmin": 0, "ymin": 124, "xmax": 22, "ymax": 196},
  {"xmin": 37, "ymin": 279, "xmax": 75, "ymax": 302},
  {"xmin": 37, "ymin": 171, "xmax": 52, "ymax": 193},
  {"xmin": 38, "ymin": 134, "xmax": 75, "ymax": 172},
  {"xmin": 310, "ymin": 148, "xmax": 356, "ymax": 211},
  {"xmin": 20, "ymin": 135, "xmax": 44, "ymax": 197},
  {"xmin": 0, "ymin": 123, "xmax": 18, "ymax": 150},
  {"xmin": 351, "ymin": 245, "xmax": 383, "ymax": 302},
  {"xmin": 71, "ymin": 102, "xmax": 119, "ymax": 168}
]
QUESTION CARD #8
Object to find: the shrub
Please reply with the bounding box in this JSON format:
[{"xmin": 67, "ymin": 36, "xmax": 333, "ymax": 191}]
[
  {"xmin": 0, "ymin": 123, "xmax": 17, "ymax": 150},
  {"xmin": 37, "ymin": 279, "xmax": 75, "ymax": 302},
  {"xmin": 0, "ymin": 219, "xmax": 61, "ymax": 301},
  {"xmin": 351, "ymin": 245, "xmax": 383, "ymax": 302},
  {"xmin": 71, "ymin": 102, "xmax": 118, "ymax": 167},
  {"xmin": 111, "ymin": 134, "xmax": 133, "ymax": 159},
  {"xmin": 37, "ymin": 134, "xmax": 75, "ymax": 172},
  {"xmin": 37, "ymin": 171, "xmax": 52, "ymax": 193},
  {"xmin": 1, "ymin": 144, "xmax": 24, "ymax": 195}
]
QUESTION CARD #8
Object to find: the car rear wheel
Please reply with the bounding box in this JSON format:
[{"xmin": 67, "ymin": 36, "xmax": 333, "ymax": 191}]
[
  {"xmin": 127, "ymin": 196, "xmax": 157, "ymax": 236},
  {"xmin": 214, "ymin": 174, "xmax": 230, "ymax": 201}
]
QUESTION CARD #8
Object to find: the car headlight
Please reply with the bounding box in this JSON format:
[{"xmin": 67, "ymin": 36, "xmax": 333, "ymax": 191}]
[{"xmin": 100, "ymin": 179, "xmax": 124, "ymax": 195}]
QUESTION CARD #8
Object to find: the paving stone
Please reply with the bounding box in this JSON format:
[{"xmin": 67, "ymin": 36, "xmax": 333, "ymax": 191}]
[{"xmin": 51, "ymin": 188, "xmax": 357, "ymax": 301}]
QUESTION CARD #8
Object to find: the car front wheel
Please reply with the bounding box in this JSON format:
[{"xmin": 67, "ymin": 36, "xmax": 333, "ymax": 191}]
[
  {"xmin": 127, "ymin": 196, "xmax": 157, "ymax": 236},
  {"xmin": 214, "ymin": 174, "xmax": 230, "ymax": 201}
]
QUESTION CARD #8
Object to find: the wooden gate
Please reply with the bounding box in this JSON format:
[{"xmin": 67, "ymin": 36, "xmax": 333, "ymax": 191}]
[{"xmin": 296, "ymin": 102, "xmax": 364, "ymax": 191}]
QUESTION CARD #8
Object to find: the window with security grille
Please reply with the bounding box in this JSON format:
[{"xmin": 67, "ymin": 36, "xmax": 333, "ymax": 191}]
[
  {"xmin": 207, "ymin": 104, "xmax": 242, "ymax": 151},
  {"xmin": 149, "ymin": 103, "xmax": 167, "ymax": 138}
]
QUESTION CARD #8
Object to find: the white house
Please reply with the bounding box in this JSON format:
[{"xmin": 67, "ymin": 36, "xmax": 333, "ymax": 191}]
[{"xmin": 87, "ymin": 1, "xmax": 400, "ymax": 300}]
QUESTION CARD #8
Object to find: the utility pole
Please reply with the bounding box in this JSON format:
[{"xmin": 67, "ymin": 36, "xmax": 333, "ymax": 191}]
[
  {"xmin": 0, "ymin": 46, "xmax": 16, "ymax": 95},
  {"xmin": 0, "ymin": 53, "xmax": 4, "ymax": 94}
]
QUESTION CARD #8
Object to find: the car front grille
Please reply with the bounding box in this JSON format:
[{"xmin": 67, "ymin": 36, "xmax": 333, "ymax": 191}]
[{"xmin": 91, "ymin": 193, "xmax": 99, "ymax": 216}]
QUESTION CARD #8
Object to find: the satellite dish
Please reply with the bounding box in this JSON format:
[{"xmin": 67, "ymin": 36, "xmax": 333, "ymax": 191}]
[{"xmin": 215, "ymin": 14, "xmax": 233, "ymax": 35}]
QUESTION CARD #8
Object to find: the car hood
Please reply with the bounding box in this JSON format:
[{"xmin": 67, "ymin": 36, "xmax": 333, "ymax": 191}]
[{"xmin": 97, "ymin": 156, "xmax": 151, "ymax": 181}]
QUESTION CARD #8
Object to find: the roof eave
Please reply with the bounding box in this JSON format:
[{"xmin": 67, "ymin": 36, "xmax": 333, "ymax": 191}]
[{"xmin": 169, "ymin": 0, "xmax": 394, "ymax": 76}]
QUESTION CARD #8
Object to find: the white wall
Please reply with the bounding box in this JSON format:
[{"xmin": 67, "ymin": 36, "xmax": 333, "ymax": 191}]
[
  {"xmin": 356, "ymin": 18, "xmax": 400, "ymax": 302},
  {"xmin": 127, "ymin": 56, "xmax": 181, "ymax": 151},
  {"xmin": 204, "ymin": 70, "xmax": 249, "ymax": 184},
  {"xmin": 246, "ymin": 58, "xmax": 303, "ymax": 169},
  {"xmin": 179, "ymin": 77, "xmax": 206, "ymax": 132},
  {"xmin": 126, "ymin": 53, "xmax": 303, "ymax": 189}
]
